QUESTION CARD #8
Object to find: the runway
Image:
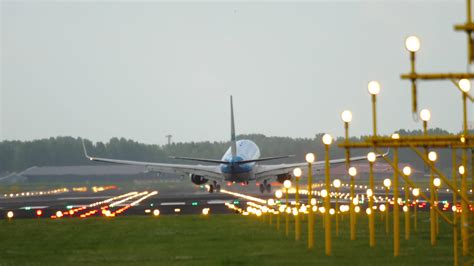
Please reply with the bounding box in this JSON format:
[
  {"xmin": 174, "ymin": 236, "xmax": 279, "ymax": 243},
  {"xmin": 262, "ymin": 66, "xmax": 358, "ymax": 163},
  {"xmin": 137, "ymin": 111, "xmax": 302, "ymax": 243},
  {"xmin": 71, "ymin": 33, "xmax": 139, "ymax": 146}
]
[{"xmin": 0, "ymin": 183, "xmax": 460, "ymax": 220}]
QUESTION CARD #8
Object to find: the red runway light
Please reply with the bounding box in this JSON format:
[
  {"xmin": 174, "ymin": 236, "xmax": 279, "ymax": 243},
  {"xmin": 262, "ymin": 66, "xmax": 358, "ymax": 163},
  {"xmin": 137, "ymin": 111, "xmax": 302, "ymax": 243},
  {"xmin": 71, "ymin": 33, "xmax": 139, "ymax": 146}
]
[{"xmin": 36, "ymin": 210, "xmax": 43, "ymax": 216}]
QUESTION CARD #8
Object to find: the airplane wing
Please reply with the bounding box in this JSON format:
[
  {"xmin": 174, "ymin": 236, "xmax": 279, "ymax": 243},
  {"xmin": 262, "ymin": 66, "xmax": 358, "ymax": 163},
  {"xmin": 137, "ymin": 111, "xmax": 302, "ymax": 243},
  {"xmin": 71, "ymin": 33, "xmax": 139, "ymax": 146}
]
[
  {"xmin": 254, "ymin": 152, "xmax": 388, "ymax": 182},
  {"xmin": 82, "ymin": 142, "xmax": 223, "ymax": 181}
]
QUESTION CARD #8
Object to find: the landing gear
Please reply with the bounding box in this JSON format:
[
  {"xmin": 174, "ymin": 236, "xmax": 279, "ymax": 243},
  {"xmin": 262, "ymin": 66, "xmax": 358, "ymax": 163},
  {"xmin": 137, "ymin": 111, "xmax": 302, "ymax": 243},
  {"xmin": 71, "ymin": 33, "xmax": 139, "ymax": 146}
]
[
  {"xmin": 209, "ymin": 182, "xmax": 221, "ymax": 193},
  {"xmin": 259, "ymin": 180, "xmax": 272, "ymax": 193},
  {"xmin": 266, "ymin": 183, "xmax": 271, "ymax": 193}
]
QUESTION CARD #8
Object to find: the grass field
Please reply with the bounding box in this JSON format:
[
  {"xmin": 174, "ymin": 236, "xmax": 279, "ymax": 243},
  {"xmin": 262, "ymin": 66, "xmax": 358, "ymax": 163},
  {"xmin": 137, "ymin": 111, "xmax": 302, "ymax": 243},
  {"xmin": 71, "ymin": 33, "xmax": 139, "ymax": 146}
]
[{"xmin": 0, "ymin": 212, "xmax": 460, "ymax": 265}]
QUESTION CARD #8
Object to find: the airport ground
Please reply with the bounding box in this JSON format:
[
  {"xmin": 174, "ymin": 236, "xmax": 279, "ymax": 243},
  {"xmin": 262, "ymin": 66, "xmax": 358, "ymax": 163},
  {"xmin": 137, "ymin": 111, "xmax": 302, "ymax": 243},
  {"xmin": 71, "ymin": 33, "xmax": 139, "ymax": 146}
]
[
  {"xmin": 0, "ymin": 181, "xmax": 462, "ymax": 265},
  {"xmin": 0, "ymin": 212, "xmax": 453, "ymax": 265}
]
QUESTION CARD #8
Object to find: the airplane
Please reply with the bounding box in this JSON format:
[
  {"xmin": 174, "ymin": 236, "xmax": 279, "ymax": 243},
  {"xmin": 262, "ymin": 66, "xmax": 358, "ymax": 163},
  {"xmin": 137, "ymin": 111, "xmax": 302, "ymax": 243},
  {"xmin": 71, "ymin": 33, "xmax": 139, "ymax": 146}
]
[{"xmin": 82, "ymin": 96, "xmax": 385, "ymax": 193}]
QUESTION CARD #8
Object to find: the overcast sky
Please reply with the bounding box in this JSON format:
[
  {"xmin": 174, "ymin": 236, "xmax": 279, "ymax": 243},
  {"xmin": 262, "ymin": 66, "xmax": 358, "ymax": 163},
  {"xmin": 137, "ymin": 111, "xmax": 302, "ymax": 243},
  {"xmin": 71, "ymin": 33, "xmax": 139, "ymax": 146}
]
[{"xmin": 1, "ymin": 0, "xmax": 472, "ymax": 145}]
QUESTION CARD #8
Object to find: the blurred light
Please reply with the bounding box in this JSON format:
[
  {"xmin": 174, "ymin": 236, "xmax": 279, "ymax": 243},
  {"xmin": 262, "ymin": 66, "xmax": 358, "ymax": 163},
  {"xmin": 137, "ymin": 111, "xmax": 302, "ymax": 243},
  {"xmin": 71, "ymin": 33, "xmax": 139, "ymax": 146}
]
[
  {"xmin": 153, "ymin": 209, "xmax": 160, "ymax": 216},
  {"xmin": 293, "ymin": 168, "xmax": 302, "ymax": 178},
  {"xmin": 433, "ymin": 178, "xmax": 441, "ymax": 188},
  {"xmin": 420, "ymin": 109, "xmax": 431, "ymax": 122},
  {"xmin": 412, "ymin": 188, "xmax": 420, "ymax": 197},
  {"xmin": 283, "ymin": 180, "xmax": 292, "ymax": 189},
  {"xmin": 405, "ymin": 35, "xmax": 421, "ymax": 52},
  {"xmin": 403, "ymin": 166, "xmax": 412, "ymax": 176},
  {"xmin": 329, "ymin": 208, "xmax": 335, "ymax": 215},
  {"xmin": 321, "ymin": 189, "xmax": 328, "ymax": 198},
  {"xmin": 310, "ymin": 198, "xmax": 317, "ymax": 205},
  {"xmin": 36, "ymin": 210, "xmax": 43, "ymax": 216},
  {"xmin": 459, "ymin": 165, "xmax": 466, "ymax": 175},
  {"xmin": 379, "ymin": 204, "xmax": 386, "ymax": 212},
  {"xmin": 322, "ymin": 134, "xmax": 333, "ymax": 145},
  {"xmin": 355, "ymin": 206, "xmax": 361, "ymax": 213},
  {"xmin": 202, "ymin": 208, "xmax": 210, "ymax": 215},
  {"xmin": 305, "ymin": 153, "xmax": 315, "ymax": 163},
  {"xmin": 403, "ymin": 206, "xmax": 408, "ymax": 212},
  {"xmin": 333, "ymin": 179, "xmax": 341, "ymax": 188},
  {"xmin": 267, "ymin": 199, "xmax": 275, "ymax": 206},
  {"xmin": 391, "ymin": 133, "xmax": 400, "ymax": 139},
  {"xmin": 383, "ymin": 178, "xmax": 391, "ymax": 188},
  {"xmin": 6, "ymin": 211, "xmax": 13, "ymax": 219},
  {"xmin": 366, "ymin": 189, "xmax": 373, "ymax": 197},
  {"xmin": 56, "ymin": 211, "xmax": 63, "ymax": 218},
  {"xmin": 275, "ymin": 190, "xmax": 283, "ymax": 199},
  {"xmin": 366, "ymin": 208, "xmax": 372, "ymax": 215},
  {"xmin": 352, "ymin": 198, "xmax": 359, "ymax": 205},
  {"xmin": 459, "ymin": 79, "xmax": 471, "ymax": 92},
  {"xmin": 367, "ymin": 152, "xmax": 376, "ymax": 163},
  {"xmin": 348, "ymin": 167, "xmax": 357, "ymax": 177},
  {"xmin": 367, "ymin": 81, "xmax": 381, "ymax": 95},
  {"xmin": 428, "ymin": 151, "xmax": 437, "ymax": 162},
  {"xmin": 341, "ymin": 110, "xmax": 353, "ymax": 123}
]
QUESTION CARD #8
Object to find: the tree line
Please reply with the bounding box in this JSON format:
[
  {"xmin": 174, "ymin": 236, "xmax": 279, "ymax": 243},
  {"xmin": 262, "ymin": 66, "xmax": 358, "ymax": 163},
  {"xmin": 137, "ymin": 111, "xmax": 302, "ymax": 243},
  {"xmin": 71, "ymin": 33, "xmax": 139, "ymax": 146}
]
[{"xmin": 0, "ymin": 128, "xmax": 467, "ymax": 174}]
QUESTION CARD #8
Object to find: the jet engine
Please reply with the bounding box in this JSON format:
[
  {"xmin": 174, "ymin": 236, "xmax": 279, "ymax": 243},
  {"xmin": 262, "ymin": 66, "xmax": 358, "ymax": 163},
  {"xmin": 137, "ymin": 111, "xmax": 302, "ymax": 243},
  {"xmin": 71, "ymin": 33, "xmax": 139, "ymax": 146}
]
[
  {"xmin": 190, "ymin": 174, "xmax": 208, "ymax": 185},
  {"xmin": 276, "ymin": 173, "xmax": 292, "ymax": 184}
]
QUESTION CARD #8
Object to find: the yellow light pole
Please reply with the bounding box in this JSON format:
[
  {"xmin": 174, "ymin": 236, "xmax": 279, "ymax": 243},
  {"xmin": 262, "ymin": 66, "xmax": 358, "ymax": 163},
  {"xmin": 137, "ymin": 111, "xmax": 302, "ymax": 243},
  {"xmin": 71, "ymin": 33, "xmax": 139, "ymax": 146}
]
[
  {"xmin": 412, "ymin": 188, "xmax": 420, "ymax": 233},
  {"xmin": 433, "ymin": 177, "xmax": 441, "ymax": 236},
  {"xmin": 420, "ymin": 108, "xmax": 437, "ymax": 246},
  {"xmin": 367, "ymin": 151, "xmax": 377, "ymax": 247},
  {"xmin": 293, "ymin": 168, "xmax": 302, "ymax": 241},
  {"xmin": 333, "ymin": 178, "xmax": 341, "ymax": 237},
  {"xmin": 404, "ymin": 35, "xmax": 421, "ymax": 113},
  {"xmin": 283, "ymin": 180, "xmax": 292, "ymax": 237},
  {"xmin": 391, "ymin": 133, "xmax": 400, "ymax": 257},
  {"xmin": 267, "ymin": 199, "xmax": 275, "ymax": 226},
  {"xmin": 275, "ymin": 189, "xmax": 283, "ymax": 231},
  {"xmin": 402, "ymin": 166, "xmax": 412, "ymax": 240},
  {"xmin": 458, "ymin": 78, "xmax": 470, "ymax": 256},
  {"xmin": 306, "ymin": 153, "xmax": 316, "ymax": 249},
  {"xmin": 322, "ymin": 133, "xmax": 333, "ymax": 256},
  {"xmin": 383, "ymin": 178, "xmax": 392, "ymax": 235},
  {"xmin": 341, "ymin": 110, "xmax": 355, "ymax": 240},
  {"xmin": 348, "ymin": 166, "xmax": 358, "ymax": 240}
]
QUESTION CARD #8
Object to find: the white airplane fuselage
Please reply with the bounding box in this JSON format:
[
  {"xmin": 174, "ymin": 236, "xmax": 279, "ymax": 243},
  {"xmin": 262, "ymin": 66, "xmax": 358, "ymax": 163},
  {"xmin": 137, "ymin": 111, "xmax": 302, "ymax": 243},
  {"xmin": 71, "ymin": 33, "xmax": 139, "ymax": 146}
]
[{"xmin": 220, "ymin": 139, "xmax": 260, "ymax": 182}]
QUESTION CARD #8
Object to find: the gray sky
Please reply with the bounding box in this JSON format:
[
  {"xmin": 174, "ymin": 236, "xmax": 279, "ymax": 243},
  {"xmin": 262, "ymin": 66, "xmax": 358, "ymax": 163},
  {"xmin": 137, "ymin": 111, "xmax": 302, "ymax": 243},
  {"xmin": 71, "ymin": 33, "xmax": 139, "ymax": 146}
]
[{"xmin": 1, "ymin": 1, "xmax": 472, "ymax": 145}]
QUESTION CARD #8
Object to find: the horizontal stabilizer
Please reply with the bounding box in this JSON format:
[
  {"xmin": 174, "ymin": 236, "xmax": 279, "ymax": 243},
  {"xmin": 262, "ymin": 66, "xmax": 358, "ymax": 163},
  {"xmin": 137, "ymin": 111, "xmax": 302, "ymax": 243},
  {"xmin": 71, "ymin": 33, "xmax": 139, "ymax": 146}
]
[
  {"xmin": 235, "ymin": 155, "xmax": 295, "ymax": 164},
  {"xmin": 169, "ymin": 156, "xmax": 230, "ymax": 165}
]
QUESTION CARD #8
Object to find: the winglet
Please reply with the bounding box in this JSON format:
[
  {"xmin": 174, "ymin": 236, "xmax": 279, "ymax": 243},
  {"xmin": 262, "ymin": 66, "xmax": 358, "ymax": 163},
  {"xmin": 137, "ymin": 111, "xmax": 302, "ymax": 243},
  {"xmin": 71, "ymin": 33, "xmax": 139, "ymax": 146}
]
[{"xmin": 82, "ymin": 139, "xmax": 92, "ymax": 160}]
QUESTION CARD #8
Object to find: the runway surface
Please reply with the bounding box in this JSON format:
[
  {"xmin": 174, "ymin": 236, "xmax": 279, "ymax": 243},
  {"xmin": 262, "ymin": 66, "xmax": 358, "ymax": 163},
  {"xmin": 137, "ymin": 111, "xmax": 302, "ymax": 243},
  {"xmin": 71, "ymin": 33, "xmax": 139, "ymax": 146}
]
[{"xmin": 0, "ymin": 184, "xmax": 459, "ymax": 219}]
